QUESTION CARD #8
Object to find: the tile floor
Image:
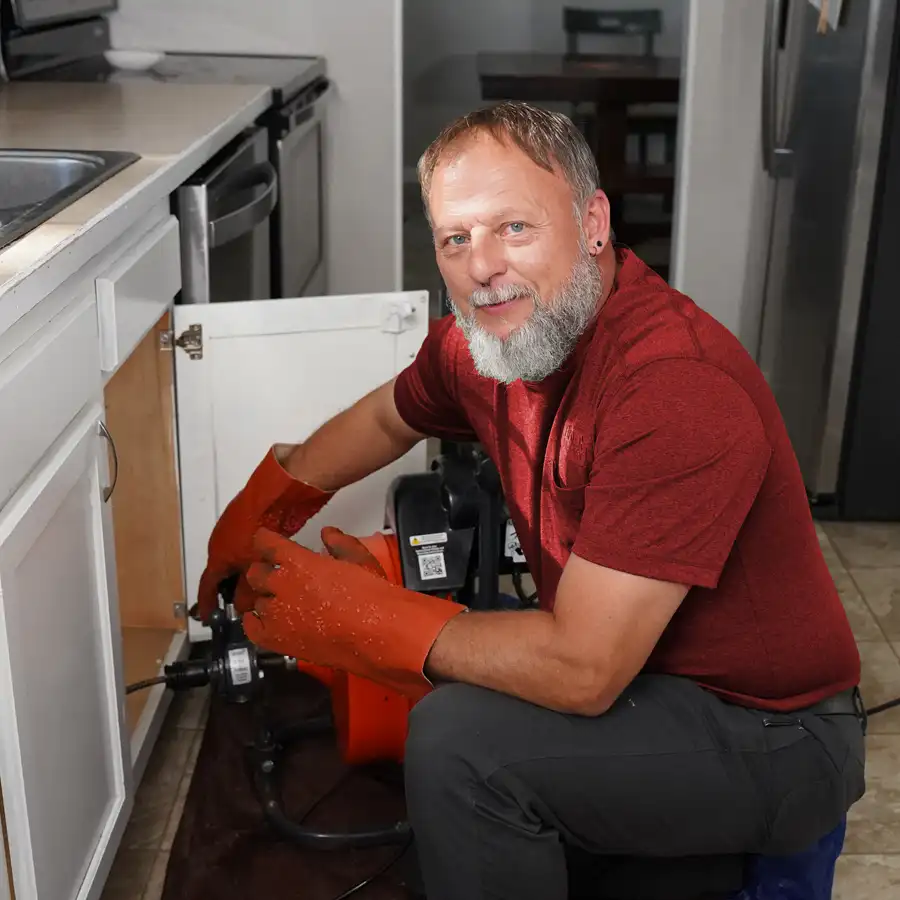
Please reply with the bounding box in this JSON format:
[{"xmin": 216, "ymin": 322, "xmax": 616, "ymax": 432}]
[
  {"xmin": 818, "ymin": 521, "xmax": 900, "ymax": 897},
  {"xmin": 100, "ymin": 688, "xmax": 209, "ymax": 900},
  {"xmin": 100, "ymin": 520, "xmax": 900, "ymax": 899}
]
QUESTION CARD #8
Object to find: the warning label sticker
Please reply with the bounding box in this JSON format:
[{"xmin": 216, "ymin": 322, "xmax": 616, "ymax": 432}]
[{"xmin": 410, "ymin": 532, "xmax": 448, "ymax": 547}]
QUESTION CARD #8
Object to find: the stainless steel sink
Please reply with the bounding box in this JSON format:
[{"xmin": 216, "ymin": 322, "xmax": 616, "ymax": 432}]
[{"xmin": 0, "ymin": 149, "xmax": 141, "ymax": 252}]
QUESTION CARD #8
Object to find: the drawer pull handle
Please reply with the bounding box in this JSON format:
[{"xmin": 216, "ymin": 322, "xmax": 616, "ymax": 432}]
[{"xmin": 99, "ymin": 420, "xmax": 119, "ymax": 503}]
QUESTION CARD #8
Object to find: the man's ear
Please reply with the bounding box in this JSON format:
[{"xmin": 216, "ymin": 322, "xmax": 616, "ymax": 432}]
[{"xmin": 582, "ymin": 189, "xmax": 611, "ymax": 250}]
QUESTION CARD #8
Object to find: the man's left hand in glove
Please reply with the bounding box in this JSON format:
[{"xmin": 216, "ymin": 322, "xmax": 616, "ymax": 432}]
[
  {"xmin": 242, "ymin": 527, "xmax": 466, "ymax": 700},
  {"xmin": 242, "ymin": 523, "xmax": 689, "ymax": 717}
]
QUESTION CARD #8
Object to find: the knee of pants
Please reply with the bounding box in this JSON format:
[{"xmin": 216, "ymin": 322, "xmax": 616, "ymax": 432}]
[{"xmin": 404, "ymin": 683, "xmax": 496, "ymax": 797}]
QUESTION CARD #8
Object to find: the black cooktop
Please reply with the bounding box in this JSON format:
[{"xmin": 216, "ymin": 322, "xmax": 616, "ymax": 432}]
[{"xmin": 22, "ymin": 52, "xmax": 326, "ymax": 106}]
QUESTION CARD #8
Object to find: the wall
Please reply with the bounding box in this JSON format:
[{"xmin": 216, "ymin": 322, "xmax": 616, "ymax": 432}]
[
  {"xmin": 110, "ymin": 0, "xmax": 403, "ymax": 296},
  {"xmin": 403, "ymin": 0, "xmax": 685, "ymax": 173},
  {"xmin": 669, "ymin": 0, "xmax": 771, "ymax": 352}
]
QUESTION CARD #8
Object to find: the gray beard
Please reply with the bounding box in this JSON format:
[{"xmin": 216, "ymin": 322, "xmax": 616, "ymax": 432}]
[{"xmin": 449, "ymin": 251, "xmax": 604, "ymax": 384}]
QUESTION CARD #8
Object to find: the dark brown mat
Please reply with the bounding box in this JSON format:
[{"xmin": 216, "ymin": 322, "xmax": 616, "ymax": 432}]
[{"xmin": 161, "ymin": 667, "xmax": 417, "ymax": 900}]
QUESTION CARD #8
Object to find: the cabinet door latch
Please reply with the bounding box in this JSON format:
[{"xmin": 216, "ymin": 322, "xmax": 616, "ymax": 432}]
[
  {"xmin": 382, "ymin": 300, "xmax": 417, "ymax": 334},
  {"xmin": 160, "ymin": 324, "xmax": 203, "ymax": 360}
]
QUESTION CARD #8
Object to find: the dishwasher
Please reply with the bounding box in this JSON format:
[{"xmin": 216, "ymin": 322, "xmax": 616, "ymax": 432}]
[
  {"xmin": 175, "ymin": 126, "xmax": 278, "ymax": 305},
  {"xmin": 153, "ymin": 54, "xmax": 332, "ymax": 303},
  {"xmin": 260, "ymin": 70, "xmax": 333, "ymax": 298}
]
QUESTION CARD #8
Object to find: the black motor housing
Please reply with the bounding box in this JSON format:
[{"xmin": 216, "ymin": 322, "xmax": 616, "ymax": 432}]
[
  {"xmin": 385, "ymin": 471, "xmax": 475, "ymax": 595},
  {"xmin": 385, "ymin": 445, "xmax": 530, "ymax": 609}
]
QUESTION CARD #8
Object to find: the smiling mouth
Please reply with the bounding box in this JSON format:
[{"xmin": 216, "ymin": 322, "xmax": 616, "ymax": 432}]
[
  {"xmin": 478, "ymin": 300, "xmax": 517, "ymax": 315},
  {"xmin": 475, "ymin": 295, "xmax": 527, "ymax": 315}
]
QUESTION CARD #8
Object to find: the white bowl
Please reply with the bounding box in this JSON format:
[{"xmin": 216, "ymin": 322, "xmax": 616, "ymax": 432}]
[{"xmin": 103, "ymin": 50, "xmax": 165, "ymax": 71}]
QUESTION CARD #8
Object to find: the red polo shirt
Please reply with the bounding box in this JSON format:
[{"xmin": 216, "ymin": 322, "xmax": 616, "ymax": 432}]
[{"xmin": 393, "ymin": 247, "xmax": 860, "ymax": 712}]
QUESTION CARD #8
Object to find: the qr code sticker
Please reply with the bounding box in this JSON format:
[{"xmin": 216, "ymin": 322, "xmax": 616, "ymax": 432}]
[{"xmin": 417, "ymin": 551, "xmax": 447, "ymax": 581}]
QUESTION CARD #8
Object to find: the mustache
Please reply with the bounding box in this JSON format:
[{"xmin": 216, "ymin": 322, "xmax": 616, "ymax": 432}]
[{"xmin": 467, "ymin": 283, "xmax": 540, "ymax": 308}]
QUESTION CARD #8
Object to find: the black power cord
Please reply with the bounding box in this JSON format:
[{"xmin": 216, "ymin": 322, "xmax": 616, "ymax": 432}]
[
  {"xmin": 511, "ymin": 569, "xmax": 538, "ymax": 608},
  {"xmin": 866, "ymin": 696, "xmax": 900, "ymax": 716},
  {"xmin": 125, "ymin": 675, "xmax": 168, "ymax": 694},
  {"xmin": 291, "ymin": 771, "xmax": 413, "ymax": 900},
  {"xmin": 331, "ymin": 836, "xmax": 413, "ymax": 900}
]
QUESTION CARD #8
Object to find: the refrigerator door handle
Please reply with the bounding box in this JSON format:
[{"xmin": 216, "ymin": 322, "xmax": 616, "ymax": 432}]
[{"xmin": 762, "ymin": 0, "xmax": 794, "ymax": 177}]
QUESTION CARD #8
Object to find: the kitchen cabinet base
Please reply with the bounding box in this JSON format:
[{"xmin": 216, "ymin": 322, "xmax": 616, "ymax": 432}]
[{"xmin": 122, "ymin": 626, "xmax": 181, "ymax": 734}]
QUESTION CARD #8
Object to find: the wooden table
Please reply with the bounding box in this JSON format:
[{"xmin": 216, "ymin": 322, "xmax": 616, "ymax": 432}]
[{"xmin": 477, "ymin": 52, "xmax": 681, "ymax": 221}]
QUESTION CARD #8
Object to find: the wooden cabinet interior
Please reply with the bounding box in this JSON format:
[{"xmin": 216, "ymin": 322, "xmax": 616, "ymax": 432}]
[{"xmin": 103, "ymin": 311, "xmax": 186, "ymax": 733}]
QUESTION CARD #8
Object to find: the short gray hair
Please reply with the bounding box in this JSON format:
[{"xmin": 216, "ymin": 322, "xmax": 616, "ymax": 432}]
[{"xmin": 417, "ymin": 101, "xmax": 600, "ymax": 218}]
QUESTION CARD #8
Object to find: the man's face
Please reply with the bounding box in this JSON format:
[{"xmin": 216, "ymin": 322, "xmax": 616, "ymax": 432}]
[{"xmin": 427, "ymin": 133, "xmax": 605, "ymax": 383}]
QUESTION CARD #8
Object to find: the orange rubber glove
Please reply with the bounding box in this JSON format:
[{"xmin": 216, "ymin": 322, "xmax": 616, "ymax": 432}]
[
  {"xmin": 319, "ymin": 525, "xmax": 390, "ymax": 578},
  {"xmin": 242, "ymin": 527, "xmax": 466, "ymax": 700},
  {"xmin": 195, "ymin": 447, "xmax": 332, "ymax": 623}
]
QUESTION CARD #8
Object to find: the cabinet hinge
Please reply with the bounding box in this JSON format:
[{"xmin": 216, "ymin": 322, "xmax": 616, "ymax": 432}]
[
  {"xmin": 160, "ymin": 324, "xmax": 203, "ymax": 359},
  {"xmin": 381, "ymin": 300, "xmax": 417, "ymax": 334},
  {"xmin": 173, "ymin": 602, "xmax": 187, "ymax": 620}
]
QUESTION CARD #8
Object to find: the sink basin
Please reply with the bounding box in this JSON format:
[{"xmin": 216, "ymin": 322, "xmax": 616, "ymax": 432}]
[{"xmin": 0, "ymin": 149, "xmax": 140, "ymax": 253}]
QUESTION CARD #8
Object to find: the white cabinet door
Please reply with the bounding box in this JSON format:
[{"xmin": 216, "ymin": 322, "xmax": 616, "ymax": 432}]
[
  {"xmin": 173, "ymin": 291, "xmax": 430, "ymax": 640},
  {"xmin": 0, "ymin": 403, "xmax": 132, "ymax": 900}
]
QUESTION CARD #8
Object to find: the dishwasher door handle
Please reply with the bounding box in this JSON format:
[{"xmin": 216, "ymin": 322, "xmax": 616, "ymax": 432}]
[{"xmin": 207, "ymin": 161, "xmax": 279, "ymax": 248}]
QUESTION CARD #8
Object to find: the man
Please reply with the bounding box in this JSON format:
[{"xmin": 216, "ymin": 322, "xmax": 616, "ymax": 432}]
[{"xmin": 196, "ymin": 102, "xmax": 866, "ymax": 900}]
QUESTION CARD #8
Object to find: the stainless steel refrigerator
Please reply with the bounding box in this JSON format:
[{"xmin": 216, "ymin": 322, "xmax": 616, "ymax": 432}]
[{"xmin": 755, "ymin": 0, "xmax": 900, "ymax": 519}]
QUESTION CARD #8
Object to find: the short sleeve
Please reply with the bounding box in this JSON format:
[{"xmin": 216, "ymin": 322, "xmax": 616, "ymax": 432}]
[
  {"xmin": 393, "ymin": 316, "xmax": 479, "ymax": 442},
  {"xmin": 571, "ymin": 359, "xmax": 772, "ymax": 588}
]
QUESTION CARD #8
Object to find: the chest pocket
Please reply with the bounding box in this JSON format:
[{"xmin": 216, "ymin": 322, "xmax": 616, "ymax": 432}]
[
  {"xmin": 551, "ymin": 413, "xmax": 594, "ymax": 491},
  {"xmin": 547, "ymin": 483, "xmax": 584, "ymax": 553},
  {"xmin": 547, "ymin": 420, "xmax": 591, "ymax": 552}
]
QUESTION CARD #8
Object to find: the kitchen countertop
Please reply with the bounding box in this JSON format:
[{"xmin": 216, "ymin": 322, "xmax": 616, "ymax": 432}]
[{"xmin": 0, "ymin": 80, "xmax": 273, "ymax": 334}]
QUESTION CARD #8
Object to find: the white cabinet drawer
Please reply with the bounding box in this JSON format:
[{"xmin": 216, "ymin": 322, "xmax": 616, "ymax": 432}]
[
  {"xmin": 96, "ymin": 216, "xmax": 181, "ymax": 373},
  {"xmin": 0, "ymin": 295, "xmax": 101, "ymax": 509}
]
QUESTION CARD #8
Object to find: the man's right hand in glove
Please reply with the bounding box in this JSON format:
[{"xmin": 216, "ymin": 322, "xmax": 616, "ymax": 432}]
[{"xmin": 195, "ymin": 446, "xmax": 333, "ymax": 622}]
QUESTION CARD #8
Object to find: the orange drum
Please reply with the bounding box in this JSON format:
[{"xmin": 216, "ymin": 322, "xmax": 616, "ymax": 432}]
[{"xmin": 294, "ymin": 530, "xmax": 430, "ymax": 766}]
